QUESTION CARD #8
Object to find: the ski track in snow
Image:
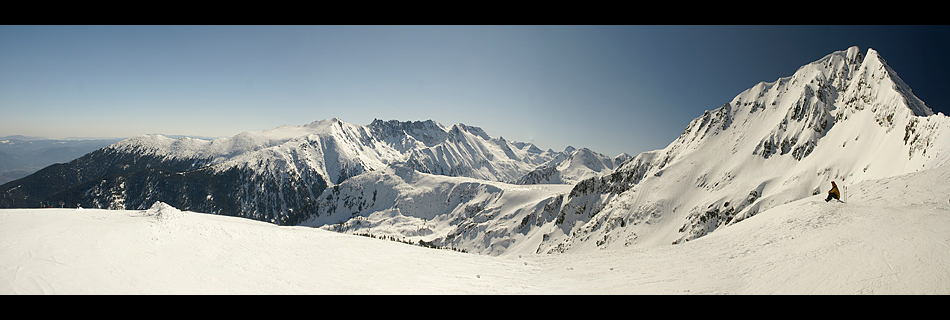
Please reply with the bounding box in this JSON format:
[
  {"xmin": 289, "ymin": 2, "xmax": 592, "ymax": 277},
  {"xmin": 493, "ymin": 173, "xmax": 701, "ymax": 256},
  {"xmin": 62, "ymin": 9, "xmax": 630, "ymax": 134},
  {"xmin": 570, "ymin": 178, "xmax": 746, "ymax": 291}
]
[{"xmin": 2, "ymin": 165, "xmax": 948, "ymax": 294}]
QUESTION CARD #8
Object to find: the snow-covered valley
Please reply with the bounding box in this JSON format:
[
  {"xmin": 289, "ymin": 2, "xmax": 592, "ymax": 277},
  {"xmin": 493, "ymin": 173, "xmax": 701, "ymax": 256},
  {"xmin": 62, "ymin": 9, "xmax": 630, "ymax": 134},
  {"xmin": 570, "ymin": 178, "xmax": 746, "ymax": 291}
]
[{"xmin": 3, "ymin": 164, "xmax": 948, "ymax": 294}]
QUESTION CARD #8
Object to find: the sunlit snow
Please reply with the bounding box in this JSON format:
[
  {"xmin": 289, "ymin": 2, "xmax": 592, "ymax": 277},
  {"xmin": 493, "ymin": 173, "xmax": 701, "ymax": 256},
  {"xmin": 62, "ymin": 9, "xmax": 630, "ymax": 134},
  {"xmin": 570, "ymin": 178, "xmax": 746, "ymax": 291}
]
[{"xmin": 3, "ymin": 165, "xmax": 948, "ymax": 294}]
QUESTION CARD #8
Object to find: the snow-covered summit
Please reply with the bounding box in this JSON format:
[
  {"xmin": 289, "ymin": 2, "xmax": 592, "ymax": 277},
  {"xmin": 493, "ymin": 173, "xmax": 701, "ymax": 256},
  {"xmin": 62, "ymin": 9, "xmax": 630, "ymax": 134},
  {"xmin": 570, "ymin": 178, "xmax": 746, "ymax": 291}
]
[
  {"xmin": 515, "ymin": 147, "xmax": 627, "ymax": 185},
  {"xmin": 367, "ymin": 119, "xmax": 448, "ymax": 150}
]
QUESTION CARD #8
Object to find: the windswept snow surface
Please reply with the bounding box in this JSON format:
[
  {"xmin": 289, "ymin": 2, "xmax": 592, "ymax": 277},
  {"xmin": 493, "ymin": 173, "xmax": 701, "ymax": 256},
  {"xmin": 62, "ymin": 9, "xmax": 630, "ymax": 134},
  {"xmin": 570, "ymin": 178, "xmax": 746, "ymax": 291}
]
[{"xmin": 3, "ymin": 165, "xmax": 948, "ymax": 294}]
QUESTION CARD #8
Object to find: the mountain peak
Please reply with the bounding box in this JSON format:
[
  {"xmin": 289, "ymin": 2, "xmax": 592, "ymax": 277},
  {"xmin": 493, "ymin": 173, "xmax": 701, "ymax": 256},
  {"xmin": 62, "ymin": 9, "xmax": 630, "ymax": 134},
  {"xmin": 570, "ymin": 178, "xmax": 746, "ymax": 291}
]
[
  {"xmin": 845, "ymin": 45, "xmax": 864, "ymax": 64},
  {"xmin": 448, "ymin": 123, "xmax": 491, "ymax": 141},
  {"xmin": 862, "ymin": 48, "xmax": 933, "ymax": 117},
  {"xmin": 670, "ymin": 46, "xmax": 937, "ymax": 164},
  {"xmin": 303, "ymin": 117, "xmax": 349, "ymax": 130}
]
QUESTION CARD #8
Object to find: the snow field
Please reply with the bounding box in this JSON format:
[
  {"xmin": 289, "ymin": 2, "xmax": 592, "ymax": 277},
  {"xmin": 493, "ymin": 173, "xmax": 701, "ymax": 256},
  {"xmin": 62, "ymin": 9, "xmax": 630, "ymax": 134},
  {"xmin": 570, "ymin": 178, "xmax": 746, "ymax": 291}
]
[
  {"xmin": 1, "ymin": 205, "xmax": 543, "ymax": 294},
  {"xmin": 3, "ymin": 165, "xmax": 948, "ymax": 294}
]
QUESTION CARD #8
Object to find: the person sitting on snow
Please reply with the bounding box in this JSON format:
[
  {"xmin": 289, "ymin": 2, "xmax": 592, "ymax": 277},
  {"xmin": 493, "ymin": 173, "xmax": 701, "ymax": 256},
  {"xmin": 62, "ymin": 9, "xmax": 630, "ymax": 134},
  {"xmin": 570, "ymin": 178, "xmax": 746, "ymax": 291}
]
[{"xmin": 825, "ymin": 181, "xmax": 840, "ymax": 202}]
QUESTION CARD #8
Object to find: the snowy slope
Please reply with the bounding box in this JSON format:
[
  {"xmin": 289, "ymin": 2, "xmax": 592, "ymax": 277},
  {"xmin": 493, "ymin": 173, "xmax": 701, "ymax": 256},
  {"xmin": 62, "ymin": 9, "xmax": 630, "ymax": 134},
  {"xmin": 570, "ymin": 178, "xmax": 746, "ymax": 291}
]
[
  {"xmin": 300, "ymin": 164, "xmax": 575, "ymax": 255},
  {"xmin": 3, "ymin": 165, "xmax": 948, "ymax": 294}
]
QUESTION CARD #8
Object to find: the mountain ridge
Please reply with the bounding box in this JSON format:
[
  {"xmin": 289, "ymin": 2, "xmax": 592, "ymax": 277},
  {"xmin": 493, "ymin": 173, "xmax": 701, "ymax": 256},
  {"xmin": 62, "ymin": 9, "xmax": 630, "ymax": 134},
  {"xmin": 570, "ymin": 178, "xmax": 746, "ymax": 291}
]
[{"xmin": 0, "ymin": 117, "xmax": 603, "ymax": 227}]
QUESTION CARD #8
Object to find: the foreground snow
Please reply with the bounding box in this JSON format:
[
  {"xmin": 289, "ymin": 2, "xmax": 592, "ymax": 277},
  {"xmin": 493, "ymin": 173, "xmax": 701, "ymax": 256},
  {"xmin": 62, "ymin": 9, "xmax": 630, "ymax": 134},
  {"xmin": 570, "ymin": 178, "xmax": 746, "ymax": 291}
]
[{"xmin": 3, "ymin": 166, "xmax": 949, "ymax": 294}]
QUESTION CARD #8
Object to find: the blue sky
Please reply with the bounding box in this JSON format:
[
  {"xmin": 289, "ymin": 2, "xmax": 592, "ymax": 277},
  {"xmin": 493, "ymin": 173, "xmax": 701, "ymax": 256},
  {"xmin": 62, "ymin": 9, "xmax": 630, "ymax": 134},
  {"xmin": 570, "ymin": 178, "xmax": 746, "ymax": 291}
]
[{"xmin": 1, "ymin": 25, "xmax": 947, "ymax": 157}]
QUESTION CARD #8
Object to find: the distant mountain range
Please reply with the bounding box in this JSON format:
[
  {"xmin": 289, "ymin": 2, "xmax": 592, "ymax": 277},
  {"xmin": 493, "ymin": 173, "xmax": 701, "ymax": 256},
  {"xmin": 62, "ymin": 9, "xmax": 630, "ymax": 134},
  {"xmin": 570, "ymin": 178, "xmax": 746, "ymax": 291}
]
[{"xmin": 0, "ymin": 137, "xmax": 123, "ymax": 185}]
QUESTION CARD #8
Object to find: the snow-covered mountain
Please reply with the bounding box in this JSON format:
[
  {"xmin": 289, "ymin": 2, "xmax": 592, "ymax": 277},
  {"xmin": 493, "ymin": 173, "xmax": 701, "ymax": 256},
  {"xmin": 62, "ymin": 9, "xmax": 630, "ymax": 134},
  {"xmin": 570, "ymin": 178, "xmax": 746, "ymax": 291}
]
[
  {"xmin": 535, "ymin": 46, "xmax": 950, "ymax": 253},
  {"xmin": 104, "ymin": 118, "xmax": 577, "ymax": 185},
  {"xmin": 515, "ymin": 147, "xmax": 632, "ymax": 185},
  {"xmin": 0, "ymin": 117, "xmax": 587, "ymax": 226}
]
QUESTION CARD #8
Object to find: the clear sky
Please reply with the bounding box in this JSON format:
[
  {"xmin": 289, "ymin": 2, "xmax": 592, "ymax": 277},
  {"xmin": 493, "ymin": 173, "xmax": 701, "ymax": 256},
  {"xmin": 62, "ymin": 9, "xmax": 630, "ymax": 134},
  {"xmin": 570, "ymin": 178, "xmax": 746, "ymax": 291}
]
[{"xmin": 1, "ymin": 25, "xmax": 948, "ymax": 157}]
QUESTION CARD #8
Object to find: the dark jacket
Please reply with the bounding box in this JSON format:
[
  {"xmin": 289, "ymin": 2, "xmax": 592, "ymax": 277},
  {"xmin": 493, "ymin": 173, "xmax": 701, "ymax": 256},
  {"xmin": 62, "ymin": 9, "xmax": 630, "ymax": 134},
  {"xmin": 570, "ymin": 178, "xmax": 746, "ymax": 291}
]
[{"xmin": 828, "ymin": 183, "xmax": 840, "ymax": 199}]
